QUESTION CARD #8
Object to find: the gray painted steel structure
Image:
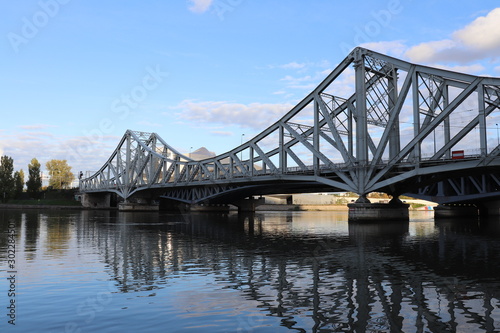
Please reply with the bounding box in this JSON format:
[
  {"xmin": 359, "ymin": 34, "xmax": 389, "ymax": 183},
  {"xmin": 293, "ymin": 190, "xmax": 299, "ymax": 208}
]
[{"xmin": 79, "ymin": 47, "xmax": 500, "ymax": 204}]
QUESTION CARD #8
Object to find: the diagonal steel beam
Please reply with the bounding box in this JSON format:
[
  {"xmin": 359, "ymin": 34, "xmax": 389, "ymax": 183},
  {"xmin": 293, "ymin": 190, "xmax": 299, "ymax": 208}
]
[{"xmin": 366, "ymin": 77, "xmax": 482, "ymax": 191}]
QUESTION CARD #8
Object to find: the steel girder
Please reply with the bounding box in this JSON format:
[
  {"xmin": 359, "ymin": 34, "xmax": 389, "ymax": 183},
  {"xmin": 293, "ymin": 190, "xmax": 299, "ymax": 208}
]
[
  {"xmin": 80, "ymin": 47, "xmax": 500, "ymax": 203},
  {"xmin": 411, "ymin": 170, "xmax": 500, "ymax": 203}
]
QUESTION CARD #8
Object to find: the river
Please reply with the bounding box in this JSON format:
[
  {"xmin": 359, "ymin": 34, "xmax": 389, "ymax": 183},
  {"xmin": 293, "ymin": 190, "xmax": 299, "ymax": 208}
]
[{"xmin": 1, "ymin": 209, "xmax": 499, "ymax": 332}]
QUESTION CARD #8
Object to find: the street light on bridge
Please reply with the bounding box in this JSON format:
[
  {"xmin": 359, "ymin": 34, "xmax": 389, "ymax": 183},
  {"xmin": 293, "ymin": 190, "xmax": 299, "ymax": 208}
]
[{"xmin": 240, "ymin": 134, "xmax": 245, "ymax": 160}]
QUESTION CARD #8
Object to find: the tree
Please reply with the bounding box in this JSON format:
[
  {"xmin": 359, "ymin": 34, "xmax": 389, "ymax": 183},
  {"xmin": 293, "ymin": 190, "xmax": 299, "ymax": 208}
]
[
  {"xmin": 0, "ymin": 155, "xmax": 15, "ymax": 202},
  {"xmin": 46, "ymin": 159, "xmax": 75, "ymax": 189},
  {"xmin": 14, "ymin": 169, "xmax": 24, "ymax": 199},
  {"xmin": 26, "ymin": 158, "xmax": 42, "ymax": 198}
]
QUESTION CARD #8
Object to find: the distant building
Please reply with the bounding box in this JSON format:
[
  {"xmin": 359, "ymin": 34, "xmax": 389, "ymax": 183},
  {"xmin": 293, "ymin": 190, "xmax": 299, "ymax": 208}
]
[{"xmin": 189, "ymin": 147, "xmax": 216, "ymax": 161}]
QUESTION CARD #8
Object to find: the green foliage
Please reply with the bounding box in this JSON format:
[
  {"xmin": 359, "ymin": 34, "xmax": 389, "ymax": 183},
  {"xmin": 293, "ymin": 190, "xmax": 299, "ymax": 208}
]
[
  {"xmin": 0, "ymin": 155, "xmax": 15, "ymax": 202},
  {"xmin": 46, "ymin": 159, "xmax": 75, "ymax": 189},
  {"xmin": 10, "ymin": 199, "xmax": 82, "ymax": 206},
  {"xmin": 14, "ymin": 169, "xmax": 24, "ymax": 199},
  {"xmin": 410, "ymin": 203, "xmax": 426, "ymax": 209},
  {"xmin": 336, "ymin": 198, "xmax": 348, "ymax": 205},
  {"xmin": 367, "ymin": 192, "xmax": 391, "ymax": 198},
  {"xmin": 26, "ymin": 158, "xmax": 42, "ymax": 199}
]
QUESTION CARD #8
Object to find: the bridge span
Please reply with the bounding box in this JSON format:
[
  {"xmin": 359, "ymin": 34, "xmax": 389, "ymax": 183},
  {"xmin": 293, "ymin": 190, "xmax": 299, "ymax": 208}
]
[{"xmin": 79, "ymin": 47, "xmax": 500, "ymax": 218}]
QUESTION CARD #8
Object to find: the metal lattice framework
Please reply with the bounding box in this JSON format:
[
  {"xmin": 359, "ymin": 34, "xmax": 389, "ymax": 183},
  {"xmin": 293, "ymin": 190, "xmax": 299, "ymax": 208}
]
[{"xmin": 80, "ymin": 47, "xmax": 500, "ymax": 203}]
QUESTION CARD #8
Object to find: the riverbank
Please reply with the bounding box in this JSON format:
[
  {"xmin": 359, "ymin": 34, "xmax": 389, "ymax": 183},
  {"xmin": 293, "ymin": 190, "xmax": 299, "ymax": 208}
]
[{"xmin": 0, "ymin": 203, "xmax": 100, "ymax": 210}]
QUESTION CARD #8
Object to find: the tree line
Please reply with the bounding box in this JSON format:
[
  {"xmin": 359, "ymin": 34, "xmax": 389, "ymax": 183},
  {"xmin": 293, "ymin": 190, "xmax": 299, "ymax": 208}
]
[{"xmin": 0, "ymin": 155, "xmax": 76, "ymax": 203}]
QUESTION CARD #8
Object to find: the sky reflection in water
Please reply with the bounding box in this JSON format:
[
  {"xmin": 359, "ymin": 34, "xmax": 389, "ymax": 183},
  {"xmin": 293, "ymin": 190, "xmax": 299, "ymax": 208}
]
[{"xmin": 0, "ymin": 209, "xmax": 499, "ymax": 332}]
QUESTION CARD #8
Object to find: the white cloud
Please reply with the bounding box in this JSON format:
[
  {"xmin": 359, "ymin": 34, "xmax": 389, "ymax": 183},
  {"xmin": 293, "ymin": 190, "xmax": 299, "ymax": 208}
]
[
  {"xmin": 405, "ymin": 39, "xmax": 460, "ymax": 63},
  {"xmin": 0, "ymin": 131, "xmax": 119, "ymax": 175},
  {"xmin": 269, "ymin": 60, "xmax": 330, "ymax": 71},
  {"xmin": 18, "ymin": 124, "xmax": 57, "ymax": 130},
  {"xmin": 433, "ymin": 63, "xmax": 485, "ymax": 75},
  {"xmin": 360, "ymin": 40, "xmax": 408, "ymax": 58},
  {"xmin": 280, "ymin": 74, "xmax": 314, "ymax": 89},
  {"xmin": 187, "ymin": 0, "xmax": 213, "ymax": 13},
  {"xmin": 264, "ymin": 60, "xmax": 333, "ymax": 99},
  {"xmin": 175, "ymin": 100, "xmax": 293, "ymax": 130},
  {"xmin": 280, "ymin": 62, "xmax": 306, "ymax": 70},
  {"xmin": 454, "ymin": 8, "xmax": 500, "ymax": 51},
  {"xmin": 405, "ymin": 8, "xmax": 500, "ymax": 64}
]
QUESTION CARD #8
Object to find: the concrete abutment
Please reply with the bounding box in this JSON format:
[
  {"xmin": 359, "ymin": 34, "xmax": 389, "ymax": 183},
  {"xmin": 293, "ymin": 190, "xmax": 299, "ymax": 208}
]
[
  {"xmin": 347, "ymin": 197, "xmax": 410, "ymax": 222},
  {"xmin": 233, "ymin": 197, "xmax": 266, "ymax": 213},
  {"xmin": 81, "ymin": 193, "xmax": 111, "ymax": 208},
  {"xmin": 434, "ymin": 204, "xmax": 479, "ymax": 218}
]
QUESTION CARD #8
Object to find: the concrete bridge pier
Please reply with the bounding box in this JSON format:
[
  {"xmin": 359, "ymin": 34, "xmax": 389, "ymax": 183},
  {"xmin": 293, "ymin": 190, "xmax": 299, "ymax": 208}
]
[
  {"xmin": 81, "ymin": 193, "xmax": 111, "ymax": 208},
  {"xmin": 477, "ymin": 200, "xmax": 500, "ymax": 216},
  {"xmin": 347, "ymin": 196, "xmax": 410, "ymax": 222},
  {"xmin": 434, "ymin": 204, "xmax": 479, "ymax": 218},
  {"xmin": 118, "ymin": 197, "xmax": 159, "ymax": 211},
  {"xmin": 234, "ymin": 197, "xmax": 266, "ymax": 213}
]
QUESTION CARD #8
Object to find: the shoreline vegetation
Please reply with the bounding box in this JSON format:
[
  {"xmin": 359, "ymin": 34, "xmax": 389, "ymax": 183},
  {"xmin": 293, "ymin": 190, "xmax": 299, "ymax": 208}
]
[{"xmin": 0, "ymin": 199, "xmax": 86, "ymax": 210}]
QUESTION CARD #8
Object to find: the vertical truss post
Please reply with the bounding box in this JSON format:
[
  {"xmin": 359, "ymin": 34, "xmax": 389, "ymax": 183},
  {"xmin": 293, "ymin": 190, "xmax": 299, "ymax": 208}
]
[
  {"xmin": 175, "ymin": 158, "xmax": 180, "ymax": 181},
  {"xmin": 279, "ymin": 124, "xmax": 286, "ymax": 172},
  {"xmin": 443, "ymin": 85, "xmax": 451, "ymax": 159},
  {"xmin": 411, "ymin": 70, "xmax": 421, "ymax": 162},
  {"xmin": 354, "ymin": 50, "xmax": 368, "ymax": 193},
  {"xmin": 124, "ymin": 133, "xmax": 131, "ymax": 199},
  {"xmin": 230, "ymin": 158, "xmax": 234, "ymax": 178},
  {"xmin": 313, "ymin": 97, "xmax": 320, "ymax": 174},
  {"xmin": 388, "ymin": 68, "xmax": 400, "ymax": 160},
  {"xmin": 355, "ymin": 50, "xmax": 368, "ymax": 165},
  {"xmin": 478, "ymin": 84, "xmax": 488, "ymax": 156},
  {"xmin": 348, "ymin": 103, "xmax": 354, "ymax": 159},
  {"xmin": 150, "ymin": 136, "xmax": 156, "ymax": 180},
  {"xmin": 250, "ymin": 146, "xmax": 254, "ymax": 177}
]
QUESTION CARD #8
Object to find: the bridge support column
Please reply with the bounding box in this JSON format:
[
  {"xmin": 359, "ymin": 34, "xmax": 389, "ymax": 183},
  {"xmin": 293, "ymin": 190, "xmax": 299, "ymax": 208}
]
[
  {"xmin": 118, "ymin": 198, "xmax": 159, "ymax": 211},
  {"xmin": 348, "ymin": 197, "xmax": 409, "ymax": 222},
  {"xmin": 434, "ymin": 204, "xmax": 478, "ymax": 219},
  {"xmin": 81, "ymin": 193, "xmax": 111, "ymax": 208},
  {"xmin": 118, "ymin": 202, "xmax": 159, "ymax": 211},
  {"xmin": 189, "ymin": 204, "xmax": 231, "ymax": 212},
  {"xmin": 234, "ymin": 197, "xmax": 266, "ymax": 213},
  {"xmin": 477, "ymin": 200, "xmax": 500, "ymax": 216}
]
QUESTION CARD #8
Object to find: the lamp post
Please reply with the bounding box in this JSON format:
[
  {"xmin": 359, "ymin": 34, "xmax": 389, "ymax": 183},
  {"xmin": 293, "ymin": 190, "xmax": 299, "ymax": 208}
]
[{"xmin": 240, "ymin": 134, "xmax": 245, "ymax": 160}]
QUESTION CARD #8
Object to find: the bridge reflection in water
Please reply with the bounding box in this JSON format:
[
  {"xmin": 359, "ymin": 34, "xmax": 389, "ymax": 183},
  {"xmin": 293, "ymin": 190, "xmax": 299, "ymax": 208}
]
[{"xmin": 70, "ymin": 211, "xmax": 500, "ymax": 332}]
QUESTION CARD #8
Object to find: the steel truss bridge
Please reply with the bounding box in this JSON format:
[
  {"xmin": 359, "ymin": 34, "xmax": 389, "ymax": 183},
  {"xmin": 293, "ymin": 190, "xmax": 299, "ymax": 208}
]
[{"xmin": 80, "ymin": 47, "xmax": 500, "ymax": 206}]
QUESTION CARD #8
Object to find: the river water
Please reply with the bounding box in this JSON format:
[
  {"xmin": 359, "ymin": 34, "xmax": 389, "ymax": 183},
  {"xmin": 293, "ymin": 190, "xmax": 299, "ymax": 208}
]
[{"xmin": 0, "ymin": 209, "xmax": 499, "ymax": 332}]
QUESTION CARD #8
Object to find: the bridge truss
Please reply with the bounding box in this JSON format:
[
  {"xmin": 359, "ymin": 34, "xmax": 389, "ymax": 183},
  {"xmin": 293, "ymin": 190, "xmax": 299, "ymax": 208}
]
[{"xmin": 80, "ymin": 47, "xmax": 500, "ymax": 204}]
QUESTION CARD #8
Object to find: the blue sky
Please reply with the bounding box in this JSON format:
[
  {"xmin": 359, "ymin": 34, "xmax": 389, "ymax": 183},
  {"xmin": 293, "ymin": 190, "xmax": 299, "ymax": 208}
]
[{"xmin": 1, "ymin": 0, "xmax": 500, "ymax": 181}]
